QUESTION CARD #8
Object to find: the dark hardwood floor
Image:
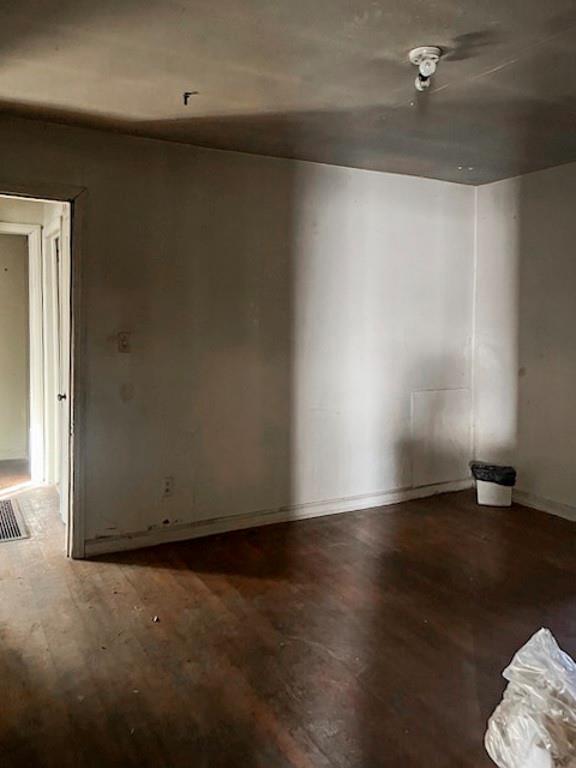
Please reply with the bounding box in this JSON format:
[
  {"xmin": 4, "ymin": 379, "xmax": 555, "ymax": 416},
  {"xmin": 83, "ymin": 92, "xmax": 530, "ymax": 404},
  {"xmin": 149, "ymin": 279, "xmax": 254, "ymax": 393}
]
[
  {"xmin": 1, "ymin": 488, "xmax": 576, "ymax": 767},
  {"xmin": 0, "ymin": 459, "xmax": 30, "ymax": 491}
]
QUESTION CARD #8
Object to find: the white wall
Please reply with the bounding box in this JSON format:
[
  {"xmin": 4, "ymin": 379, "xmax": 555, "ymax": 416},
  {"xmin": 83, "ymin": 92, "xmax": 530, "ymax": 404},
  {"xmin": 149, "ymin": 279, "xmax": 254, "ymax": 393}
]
[
  {"xmin": 475, "ymin": 161, "xmax": 576, "ymax": 511},
  {"xmin": 0, "ymin": 233, "xmax": 29, "ymax": 460},
  {"xmin": 474, "ymin": 180, "xmax": 520, "ymax": 466},
  {"xmin": 0, "ymin": 116, "xmax": 475, "ymax": 547},
  {"xmin": 290, "ymin": 167, "xmax": 474, "ymax": 506}
]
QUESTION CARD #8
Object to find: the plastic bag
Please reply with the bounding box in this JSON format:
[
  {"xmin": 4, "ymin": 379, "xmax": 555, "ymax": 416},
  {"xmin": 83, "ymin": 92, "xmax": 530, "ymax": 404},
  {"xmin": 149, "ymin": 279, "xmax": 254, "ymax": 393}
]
[
  {"xmin": 470, "ymin": 461, "xmax": 517, "ymax": 487},
  {"xmin": 485, "ymin": 628, "xmax": 576, "ymax": 767}
]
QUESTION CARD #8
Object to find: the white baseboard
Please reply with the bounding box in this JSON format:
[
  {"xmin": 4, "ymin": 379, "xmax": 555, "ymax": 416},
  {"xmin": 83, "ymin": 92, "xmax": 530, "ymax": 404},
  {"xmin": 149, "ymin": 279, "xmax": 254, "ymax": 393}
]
[
  {"xmin": 513, "ymin": 489, "xmax": 576, "ymax": 522},
  {"xmin": 84, "ymin": 478, "xmax": 473, "ymax": 557},
  {"xmin": 0, "ymin": 452, "xmax": 27, "ymax": 461}
]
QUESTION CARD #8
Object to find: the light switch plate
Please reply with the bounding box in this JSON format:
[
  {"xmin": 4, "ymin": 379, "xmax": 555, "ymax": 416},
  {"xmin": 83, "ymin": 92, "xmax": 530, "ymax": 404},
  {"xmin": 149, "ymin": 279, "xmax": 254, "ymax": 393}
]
[{"xmin": 117, "ymin": 331, "xmax": 131, "ymax": 353}]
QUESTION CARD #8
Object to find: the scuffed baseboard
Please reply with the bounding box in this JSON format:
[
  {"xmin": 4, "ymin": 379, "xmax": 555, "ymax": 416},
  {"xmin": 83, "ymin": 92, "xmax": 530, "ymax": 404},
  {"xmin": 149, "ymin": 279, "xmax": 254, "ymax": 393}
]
[
  {"xmin": 84, "ymin": 478, "xmax": 473, "ymax": 557},
  {"xmin": 513, "ymin": 489, "xmax": 576, "ymax": 523}
]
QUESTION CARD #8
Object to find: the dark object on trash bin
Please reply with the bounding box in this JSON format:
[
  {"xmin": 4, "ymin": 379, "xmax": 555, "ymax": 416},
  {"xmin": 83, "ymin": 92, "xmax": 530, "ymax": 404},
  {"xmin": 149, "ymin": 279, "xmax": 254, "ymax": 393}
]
[{"xmin": 470, "ymin": 461, "xmax": 516, "ymax": 487}]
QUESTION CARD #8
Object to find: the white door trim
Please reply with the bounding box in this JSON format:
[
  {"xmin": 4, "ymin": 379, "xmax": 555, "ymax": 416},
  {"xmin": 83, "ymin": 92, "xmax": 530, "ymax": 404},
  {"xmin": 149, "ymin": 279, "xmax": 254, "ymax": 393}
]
[
  {"xmin": 41, "ymin": 221, "xmax": 61, "ymax": 485},
  {"xmin": 0, "ymin": 221, "xmax": 44, "ymax": 482},
  {"xmin": 0, "ymin": 182, "xmax": 86, "ymax": 559},
  {"xmin": 57, "ymin": 205, "xmax": 72, "ymax": 531}
]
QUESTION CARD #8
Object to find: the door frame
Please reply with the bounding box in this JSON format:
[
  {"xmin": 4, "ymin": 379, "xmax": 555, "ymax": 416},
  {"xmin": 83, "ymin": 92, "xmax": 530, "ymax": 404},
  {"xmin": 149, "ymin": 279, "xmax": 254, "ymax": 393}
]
[
  {"xmin": 0, "ymin": 183, "xmax": 86, "ymax": 558},
  {"xmin": 0, "ymin": 221, "xmax": 43, "ymax": 479},
  {"xmin": 41, "ymin": 215, "xmax": 62, "ymax": 486}
]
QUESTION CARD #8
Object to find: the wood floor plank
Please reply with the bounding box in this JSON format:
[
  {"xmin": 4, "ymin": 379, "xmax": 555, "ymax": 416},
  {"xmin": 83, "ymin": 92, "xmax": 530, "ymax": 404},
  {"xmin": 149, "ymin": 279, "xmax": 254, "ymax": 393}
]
[{"xmin": 2, "ymin": 488, "xmax": 576, "ymax": 767}]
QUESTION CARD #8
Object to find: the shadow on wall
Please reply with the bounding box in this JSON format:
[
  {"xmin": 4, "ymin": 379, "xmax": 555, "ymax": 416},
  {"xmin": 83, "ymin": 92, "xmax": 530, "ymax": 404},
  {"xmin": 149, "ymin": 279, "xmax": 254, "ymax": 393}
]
[
  {"xmin": 474, "ymin": 49, "xmax": 576, "ymax": 511},
  {"xmin": 514, "ymin": 165, "xmax": 576, "ymax": 507},
  {"xmin": 178, "ymin": 148, "xmax": 299, "ymax": 584},
  {"xmin": 513, "ymin": 33, "xmax": 576, "ymax": 506}
]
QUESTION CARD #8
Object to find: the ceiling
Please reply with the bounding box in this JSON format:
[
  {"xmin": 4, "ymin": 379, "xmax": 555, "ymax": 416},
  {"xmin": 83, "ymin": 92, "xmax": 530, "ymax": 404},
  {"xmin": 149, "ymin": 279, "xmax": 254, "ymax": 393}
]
[{"xmin": 1, "ymin": 0, "xmax": 576, "ymax": 184}]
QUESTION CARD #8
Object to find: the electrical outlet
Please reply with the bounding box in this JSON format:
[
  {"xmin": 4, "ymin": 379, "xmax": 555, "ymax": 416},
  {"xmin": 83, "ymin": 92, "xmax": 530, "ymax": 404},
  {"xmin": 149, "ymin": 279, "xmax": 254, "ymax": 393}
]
[{"xmin": 162, "ymin": 476, "xmax": 174, "ymax": 498}]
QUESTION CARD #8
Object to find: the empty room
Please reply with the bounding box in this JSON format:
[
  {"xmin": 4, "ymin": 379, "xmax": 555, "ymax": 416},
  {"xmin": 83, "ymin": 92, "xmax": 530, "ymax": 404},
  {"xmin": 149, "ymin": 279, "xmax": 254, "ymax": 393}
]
[{"xmin": 1, "ymin": 2, "xmax": 575, "ymax": 767}]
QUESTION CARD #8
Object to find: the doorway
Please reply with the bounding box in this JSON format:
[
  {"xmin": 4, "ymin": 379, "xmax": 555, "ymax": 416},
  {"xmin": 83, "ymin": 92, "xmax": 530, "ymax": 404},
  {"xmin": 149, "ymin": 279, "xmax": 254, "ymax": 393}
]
[{"xmin": 0, "ymin": 193, "xmax": 73, "ymax": 553}]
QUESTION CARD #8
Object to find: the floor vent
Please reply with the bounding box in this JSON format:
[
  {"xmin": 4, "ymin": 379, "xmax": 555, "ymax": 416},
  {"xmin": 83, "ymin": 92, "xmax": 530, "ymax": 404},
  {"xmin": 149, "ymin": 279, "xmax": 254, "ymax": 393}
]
[{"xmin": 0, "ymin": 499, "xmax": 29, "ymax": 542}]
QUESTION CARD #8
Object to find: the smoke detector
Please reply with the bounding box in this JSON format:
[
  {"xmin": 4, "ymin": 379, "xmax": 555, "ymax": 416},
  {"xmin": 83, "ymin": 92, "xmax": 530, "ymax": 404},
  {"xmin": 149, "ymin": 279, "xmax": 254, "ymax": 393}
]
[{"xmin": 409, "ymin": 46, "xmax": 443, "ymax": 91}]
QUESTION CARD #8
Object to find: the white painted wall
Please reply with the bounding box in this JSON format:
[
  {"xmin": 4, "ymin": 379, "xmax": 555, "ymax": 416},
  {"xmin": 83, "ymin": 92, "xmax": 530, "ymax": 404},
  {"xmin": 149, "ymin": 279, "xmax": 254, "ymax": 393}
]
[
  {"xmin": 475, "ymin": 161, "xmax": 576, "ymax": 511},
  {"xmin": 0, "ymin": 116, "xmax": 475, "ymax": 547},
  {"xmin": 0, "ymin": 233, "xmax": 29, "ymax": 459},
  {"xmin": 290, "ymin": 167, "xmax": 474, "ymax": 507},
  {"xmin": 474, "ymin": 180, "xmax": 520, "ymax": 466}
]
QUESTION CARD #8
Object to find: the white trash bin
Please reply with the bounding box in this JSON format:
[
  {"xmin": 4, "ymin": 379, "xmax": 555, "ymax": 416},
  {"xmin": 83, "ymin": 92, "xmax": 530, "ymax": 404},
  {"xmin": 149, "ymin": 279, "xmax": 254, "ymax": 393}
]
[
  {"xmin": 471, "ymin": 462, "xmax": 516, "ymax": 507},
  {"xmin": 476, "ymin": 479, "xmax": 513, "ymax": 507}
]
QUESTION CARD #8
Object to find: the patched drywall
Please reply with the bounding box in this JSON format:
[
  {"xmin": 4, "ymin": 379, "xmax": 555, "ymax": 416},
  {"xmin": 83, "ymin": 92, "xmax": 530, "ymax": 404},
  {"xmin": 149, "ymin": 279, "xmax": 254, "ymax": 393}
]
[
  {"xmin": 475, "ymin": 161, "xmax": 576, "ymax": 510},
  {"xmin": 0, "ymin": 233, "xmax": 29, "ymax": 459},
  {"xmin": 0, "ymin": 116, "xmax": 475, "ymax": 545},
  {"xmin": 412, "ymin": 389, "xmax": 471, "ymax": 487}
]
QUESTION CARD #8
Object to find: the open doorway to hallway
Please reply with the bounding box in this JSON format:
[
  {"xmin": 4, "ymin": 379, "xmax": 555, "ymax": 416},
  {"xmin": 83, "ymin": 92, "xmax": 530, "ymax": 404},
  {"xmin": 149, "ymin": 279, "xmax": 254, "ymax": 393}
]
[{"xmin": 0, "ymin": 194, "xmax": 72, "ymax": 550}]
